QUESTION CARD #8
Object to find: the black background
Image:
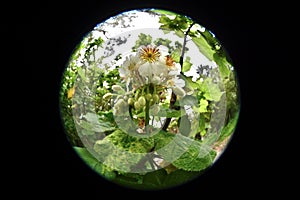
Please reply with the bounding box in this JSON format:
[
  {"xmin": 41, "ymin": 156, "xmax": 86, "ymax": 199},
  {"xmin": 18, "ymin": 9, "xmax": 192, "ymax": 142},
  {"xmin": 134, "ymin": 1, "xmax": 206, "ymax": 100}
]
[{"xmin": 5, "ymin": 0, "xmax": 293, "ymax": 197}]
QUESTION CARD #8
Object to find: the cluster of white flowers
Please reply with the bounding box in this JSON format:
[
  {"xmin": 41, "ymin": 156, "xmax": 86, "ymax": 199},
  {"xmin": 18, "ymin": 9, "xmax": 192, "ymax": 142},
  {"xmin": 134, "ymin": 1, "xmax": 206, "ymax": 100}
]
[{"xmin": 118, "ymin": 46, "xmax": 186, "ymax": 97}]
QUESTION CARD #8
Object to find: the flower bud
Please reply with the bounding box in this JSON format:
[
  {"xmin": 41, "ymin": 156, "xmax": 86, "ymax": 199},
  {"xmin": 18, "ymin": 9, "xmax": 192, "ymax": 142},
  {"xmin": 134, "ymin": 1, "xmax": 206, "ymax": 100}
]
[
  {"xmin": 116, "ymin": 99, "xmax": 129, "ymax": 113},
  {"xmin": 134, "ymin": 101, "xmax": 141, "ymax": 110},
  {"xmin": 149, "ymin": 98, "xmax": 155, "ymax": 106},
  {"xmin": 112, "ymin": 85, "xmax": 124, "ymax": 92},
  {"xmin": 127, "ymin": 97, "xmax": 134, "ymax": 106},
  {"xmin": 152, "ymin": 94, "xmax": 160, "ymax": 103},
  {"xmin": 138, "ymin": 96, "xmax": 146, "ymax": 106},
  {"xmin": 102, "ymin": 93, "xmax": 113, "ymax": 100},
  {"xmin": 115, "ymin": 99, "xmax": 126, "ymax": 108},
  {"xmin": 172, "ymin": 86, "xmax": 186, "ymax": 97},
  {"xmin": 145, "ymin": 93, "xmax": 152, "ymax": 101}
]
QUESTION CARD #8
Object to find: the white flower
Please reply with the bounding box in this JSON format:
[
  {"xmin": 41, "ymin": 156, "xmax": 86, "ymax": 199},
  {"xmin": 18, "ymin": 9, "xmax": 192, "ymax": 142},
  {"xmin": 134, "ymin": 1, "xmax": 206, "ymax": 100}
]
[
  {"xmin": 172, "ymin": 86, "xmax": 186, "ymax": 97},
  {"xmin": 169, "ymin": 62, "xmax": 181, "ymax": 75},
  {"xmin": 138, "ymin": 62, "xmax": 153, "ymax": 77},
  {"xmin": 174, "ymin": 76, "xmax": 185, "ymax": 88},
  {"xmin": 167, "ymin": 76, "xmax": 185, "ymax": 88},
  {"xmin": 151, "ymin": 76, "xmax": 161, "ymax": 85},
  {"xmin": 116, "ymin": 47, "xmax": 188, "ymax": 99},
  {"xmin": 166, "ymin": 75, "xmax": 186, "ymax": 97},
  {"xmin": 119, "ymin": 54, "xmax": 140, "ymax": 77},
  {"xmin": 138, "ymin": 62, "xmax": 168, "ymax": 78}
]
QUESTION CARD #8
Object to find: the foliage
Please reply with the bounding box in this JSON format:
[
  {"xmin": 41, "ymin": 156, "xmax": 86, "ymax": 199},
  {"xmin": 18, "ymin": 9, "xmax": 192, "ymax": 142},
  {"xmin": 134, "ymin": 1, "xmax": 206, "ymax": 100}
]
[{"xmin": 60, "ymin": 9, "xmax": 240, "ymax": 190}]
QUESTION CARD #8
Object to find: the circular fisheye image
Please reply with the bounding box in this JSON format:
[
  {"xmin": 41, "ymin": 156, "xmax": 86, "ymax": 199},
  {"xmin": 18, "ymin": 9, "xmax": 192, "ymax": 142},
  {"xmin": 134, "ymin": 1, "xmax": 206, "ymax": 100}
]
[{"xmin": 59, "ymin": 8, "xmax": 240, "ymax": 190}]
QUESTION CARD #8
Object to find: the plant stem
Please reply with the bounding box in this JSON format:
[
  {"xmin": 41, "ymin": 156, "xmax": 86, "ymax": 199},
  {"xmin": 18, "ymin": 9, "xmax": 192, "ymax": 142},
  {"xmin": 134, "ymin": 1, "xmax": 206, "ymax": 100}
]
[
  {"xmin": 162, "ymin": 92, "xmax": 177, "ymax": 131},
  {"xmin": 162, "ymin": 22, "xmax": 195, "ymax": 131},
  {"xmin": 180, "ymin": 22, "xmax": 195, "ymax": 65},
  {"xmin": 129, "ymin": 105, "xmax": 133, "ymax": 120},
  {"xmin": 145, "ymin": 84, "xmax": 150, "ymax": 133},
  {"xmin": 145, "ymin": 100, "xmax": 150, "ymax": 134}
]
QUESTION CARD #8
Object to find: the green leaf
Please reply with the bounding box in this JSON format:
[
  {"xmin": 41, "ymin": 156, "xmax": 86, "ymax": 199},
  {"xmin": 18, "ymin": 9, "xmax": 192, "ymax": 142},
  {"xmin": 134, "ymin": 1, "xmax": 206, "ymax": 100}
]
[
  {"xmin": 161, "ymin": 28, "xmax": 171, "ymax": 35},
  {"xmin": 158, "ymin": 134, "xmax": 216, "ymax": 172},
  {"xmin": 156, "ymin": 108, "xmax": 186, "ymax": 118},
  {"xmin": 172, "ymin": 140, "xmax": 217, "ymax": 171},
  {"xmin": 155, "ymin": 134, "xmax": 193, "ymax": 165},
  {"xmin": 219, "ymin": 112, "xmax": 239, "ymax": 142},
  {"xmin": 158, "ymin": 14, "xmax": 191, "ymax": 35},
  {"xmin": 175, "ymin": 30, "xmax": 185, "ymax": 38},
  {"xmin": 178, "ymin": 115, "xmax": 191, "ymax": 136},
  {"xmin": 198, "ymin": 114, "xmax": 206, "ymax": 136},
  {"xmin": 132, "ymin": 33, "xmax": 152, "ymax": 51},
  {"xmin": 141, "ymin": 168, "xmax": 168, "ymax": 188},
  {"xmin": 81, "ymin": 129, "xmax": 95, "ymax": 136},
  {"xmin": 70, "ymin": 41, "xmax": 85, "ymax": 61},
  {"xmin": 94, "ymin": 141, "xmax": 142, "ymax": 173},
  {"xmin": 200, "ymin": 78, "xmax": 223, "ymax": 102},
  {"xmin": 74, "ymin": 147, "xmax": 98, "ymax": 167},
  {"xmin": 152, "ymin": 9, "xmax": 177, "ymax": 16},
  {"xmin": 202, "ymin": 132, "xmax": 219, "ymax": 146},
  {"xmin": 153, "ymin": 38, "xmax": 173, "ymax": 51},
  {"xmin": 199, "ymin": 99, "xmax": 208, "ymax": 113},
  {"xmin": 78, "ymin": 112, "xmax": 116, "ymax": 133},
  {"xmin": 85, "ymin": 112, "xmax": 99, "ymax": 123},
  {"xmin": 173, "ymin": 15, "xmax": 189, "ymax": 30},
  {"xmin": 98, "ymin": 110, "xmax": 114, "ymax": 124},
  {"xmin": 170, "ymin": 51, "xmax": 180, "ymax": 63},
  {"xmin": 199, "ymin": 29, "xmax": 219, "ymax": 49},
  {"xmin": 159, "ymin": 15, "xmax": 172, "ymax": 25},
  {"xmin": 155, "ymin": 132, "xmax": 217, "ymax": 172},
  {"xmin": 112, "ymin": 173, "xmax": 144, "ymax": 189},
  {"xmin": 213, "ymin": 53, "xmax": 231, "ymax": 79},
  {"xmin": 94, "ymin": 162, "xmax": 116, "ymax": 180},
  {"xmin": 74, "ymin": 147, "xmax": 116, "ymax": 180},
  {"xmin": 180, "ymin": 95, "xmax": 198, "ymax": 106},
  {"xmin": 192, "ymin": 36, "xmax": 214, "ymax": 61},
  {"xmin": 76, "ymin": 67, "xmax": 87, "ymax": 82},
  {"xmin": 78, "ymin": 118, "xmax": 115, "ymax": 134},
  {"xmin": 103, "ymin": 129, "xmax": 155, "ymax": 152},
  {"xmin": 153, "ymin": 130, "xmax": 175, "ymax": 150},
  {"xmin": 93, "ymin": 130, "xmax": 155, "ymax": 173},
  {"xmin": 181, "ymin": 75, "xmax": 200, "ymax": 92},
  {"xmin": 182, "ymin": 56, "xmax": 192, "ymax": 72},
  {"xmin": 163, "ymin": 169, "xmax": 201, "ymax": 188}
]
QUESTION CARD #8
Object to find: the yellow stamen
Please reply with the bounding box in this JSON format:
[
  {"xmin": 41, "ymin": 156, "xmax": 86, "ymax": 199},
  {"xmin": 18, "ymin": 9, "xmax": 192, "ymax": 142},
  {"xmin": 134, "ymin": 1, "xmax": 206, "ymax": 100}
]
[
  {"xmin": 140, "ymin": 46, "xmax": 160, "ymax": 63},
  {"xmin": 165, "ymin": 55, "xmax": 175, "ymax": 67}
]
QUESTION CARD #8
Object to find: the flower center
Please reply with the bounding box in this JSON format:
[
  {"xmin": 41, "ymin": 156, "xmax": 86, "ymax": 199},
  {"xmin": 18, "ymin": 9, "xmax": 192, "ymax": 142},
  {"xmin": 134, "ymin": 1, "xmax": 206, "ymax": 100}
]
[
  {"xmin": 128, "ymin": 63, "xmax": 136, "ymax": 70},
  {"xmin": 165, "ymin": 55, "xmax": 175, "ymax": 67},
  {"xmin": 140, "ymin": 46, "xmax": 160, "ymax": 63}
]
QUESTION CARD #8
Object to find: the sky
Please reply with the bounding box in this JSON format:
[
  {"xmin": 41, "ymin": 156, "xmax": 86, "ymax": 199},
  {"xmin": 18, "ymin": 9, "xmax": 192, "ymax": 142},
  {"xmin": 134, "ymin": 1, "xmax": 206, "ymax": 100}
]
[{"xmin": 90, "ymin": 9, "xmax": 217, "ymax": 81}]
